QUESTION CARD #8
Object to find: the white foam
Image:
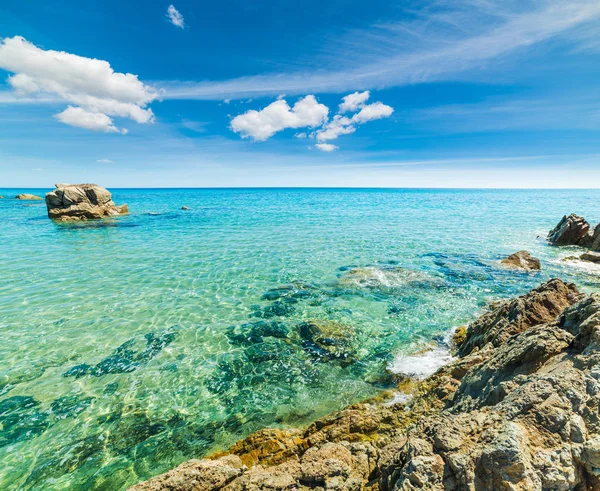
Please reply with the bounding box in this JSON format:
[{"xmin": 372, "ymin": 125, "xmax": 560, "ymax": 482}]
[
  {"xmin": 389, "ymin": 346, "xmax": 454, "ymax": 380},
  {"xmin": 384, "ymin": 392, "xmax": 412, "ymax": 406}
]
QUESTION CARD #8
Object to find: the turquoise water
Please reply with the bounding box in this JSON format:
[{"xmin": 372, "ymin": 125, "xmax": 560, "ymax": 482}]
[{"xmin": 1, "ymin": 188, "xmax": 600, "ymax": 490}]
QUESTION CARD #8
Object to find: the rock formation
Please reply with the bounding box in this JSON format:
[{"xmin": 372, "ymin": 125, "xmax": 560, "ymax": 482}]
[
  {"xmin": 548, "ymin": 214, "xmax": 591, "ymax": 247},
  {"xmin": 500, "ymin": 250, "xmax": 541, "ymax": 270},
  {"xmin": 131, "ymin": 278, "xmax": 600, "ymax": 491},
  {"xmin": 45, "ymin": 183, "xmax": 128, "ymax": 221},
  {"xmin": 15, "ymin": 193, "xmax": 43, "ymax": 200},
  {"xmin": 580, "ymin": 251, "xmax": 600, "ymax": 263}
]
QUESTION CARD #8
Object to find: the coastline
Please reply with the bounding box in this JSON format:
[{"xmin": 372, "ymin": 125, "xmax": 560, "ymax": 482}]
[{"xmin": 131, "ymin": 277, "xmax": 600, "ymax": 490}]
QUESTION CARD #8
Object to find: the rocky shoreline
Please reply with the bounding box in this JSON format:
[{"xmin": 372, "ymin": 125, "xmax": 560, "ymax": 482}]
[{"xmin": 130, "ymin": 275, "xmax": 600, "ymax": 490}]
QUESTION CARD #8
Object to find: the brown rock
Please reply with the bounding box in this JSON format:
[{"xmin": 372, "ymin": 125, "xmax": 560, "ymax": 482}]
[
  {"xmin": 501, "ymin": 250, "xmax": 541, "ymax": 270},
  {"xmin": 458, "ymin": 278, "xmax": 581, "ymax": 357},
  {"xmin": 580, "ymin": 251, "xmax": 600, "ymax": 263},
  {"xmin": 45, "ymin": 183, "xmax": 128, "ymax": 221},
  {"xmin": 548, "ymin": 214, "xmax": 590, "ymax": 246},
  {"xmin": 15, "ymin": 193, "xmax": 43, "ymax": 200}
]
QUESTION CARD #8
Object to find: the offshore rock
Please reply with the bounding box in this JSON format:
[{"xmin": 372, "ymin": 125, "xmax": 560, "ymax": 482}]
[
  {"xmin": 45, "ymin": 183, "xmax": 128, "ymax": 221},
  {"xmin": 548, "ymin": 214, "xmax": 590, "ymax": 246},
  {"xmin": 500, "ymin": 250, "xmax": 541, "ymax": 270},
  {"xmin": 15, "ymin": 193, "xmax": 43, "ymax": 200},
  {"xmin": 580, "ymin": 251, "xmax": 600, "ymax": 263},
  {"xmin": 131, "ymin": 279, "xmax": 600, "ymax": 490}
]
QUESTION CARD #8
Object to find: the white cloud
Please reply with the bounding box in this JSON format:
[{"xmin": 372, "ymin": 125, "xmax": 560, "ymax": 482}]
[
  {"xmin": 339, "ymin": 91, "xmax": 370, "ymax": 113},
  {"xmin": 230, "ymin": 95, "xmax": 328, "ymax": 141},
  {"xmin": 167, "ymin": 5, "xmax": 185, "ymax": 29},
  {"xmin": 351, "ymin": 101, "xmax": 394, "ymax": 123},
  {"xmin": 97, "ymin": 158, "xmax": 114, "ymax": 163},
  {"xmin": 55, "ymin": 107, "xmax": 128, "ymax": 134},
  {"xmin": 294, "ymin": 132, "xmax": 307, "ymax": 139},
  {"xmin": 0, "ymin": 36, "xmax": 159, "ymax": 132},
  {"xmin": 315, "ymin": 143, "xmax": 338, "ymax": 152},
  {"xmin": 316, "ymin": 97, "xmax": 394, "ymax": 142}
]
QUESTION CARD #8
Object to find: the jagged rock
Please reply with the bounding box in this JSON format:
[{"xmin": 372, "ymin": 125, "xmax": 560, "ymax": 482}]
[
  {"xmin": 15, "ymin": 194, "xmax": 43, "ymax": 200},
  {"xmin": 45, "ymin": 183, "xmax": 128, "ymax": 221},
  {"xmin": 548, "ymin": 214, "xmax": 590, "ymax": 246},
  {"xmin": 130, "ymin": 279, "xmax": 600, "ymax": 491},
  {"xmin": 458, "ymin": 278, "xmax": 581, "ymax": 357},
  {"xmin": 580, "ymin": 251, "xmax": 600, "ymax": 263},
  {"xmin": 501, "ymin": 250, "xmax": 541, "ymax": 270}
]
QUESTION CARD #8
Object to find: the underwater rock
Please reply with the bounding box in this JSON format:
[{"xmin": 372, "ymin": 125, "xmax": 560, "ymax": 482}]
[
  {"xmin": 500, "ymin": 250, "xmax": 541, "ymax": 270},
  {"xmin": 548, "ymin": 213, "xmax": 590, "ymax": 246},
  {"xmin": 298, "ymin": 320, "xmax": 356, "ymax": 366},
  {"xmin": 261, "ymin": 282, "xmax": 317, "ymax": 302},
  {"xmin": 45, "ymin": 183, "xmax": 128, "ymax": 221},
  {"xmin": 0, "ymin": 395, "xmax": 50, "ymax": 447},
  {"xmin": 336, "ymin": 265, "xmax": 431, "ymax": 289},
  {"xmin": 63, "ymin": 328, "xmax": 178, "ymax": 378},
  {"xmin": 50, "ymin": 394, "xmax": 94, "ymax": 419},
  {"xmin": 251, "ymin": 300, "xmax": 296, "ymax": 318},
  {"xmin": 15, "ymin": 193, "xmax": 43, "ymax": 200}
]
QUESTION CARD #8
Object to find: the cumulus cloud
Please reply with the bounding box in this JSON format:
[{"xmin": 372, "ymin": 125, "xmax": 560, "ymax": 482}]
[
  {"xmin": 230, "ymin": 91, "xmax": 393, "ymax": 150},
  {"xmin": 339, "ymin": 91, "xmax": 370, "ymax": 113},
  {"xmin": 230, "ymin": 95, "xmax": 328, "ymax": 141},
  {"xmin": 315, "ymin": 143, "xmax": 338, "ymax": 152},
  {"xmin": 0, "ymin": 36, "xmax": 160, "ymax": 133},
  {"xmin": 167, "ymin": 5, "xmax": 185, "ymax": 29},
  {"xmin": 55, "ymin": 107, "xmax": 127, "ymax": 134},
  {"xmin": 316, "ymin": 93, "xmax": 394, "ymax": 142}
]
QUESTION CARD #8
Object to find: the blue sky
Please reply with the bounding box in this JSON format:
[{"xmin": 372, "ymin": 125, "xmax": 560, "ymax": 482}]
[{"xmin": 1, "ymin": 0, "xmax": 600, "ymax": 187}]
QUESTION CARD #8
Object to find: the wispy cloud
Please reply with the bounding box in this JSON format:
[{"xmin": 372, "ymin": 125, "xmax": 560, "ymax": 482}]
[
  {"xmin": 96, "ymin": 158, "xmax": 114, "ymax": 163},
  {"xmin": 167, "ymin": 5, "xmax": 185, "ymax": 29},
  {"xmin": 161, "ymin": 0, "xmax": 600, "ymax": 100},
  {"xmin": 315, "ymin": 143, "xmax": 338, "ymax": 152}
]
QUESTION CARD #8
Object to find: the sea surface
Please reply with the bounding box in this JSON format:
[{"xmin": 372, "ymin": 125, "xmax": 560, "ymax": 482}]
[{"xmin": 1, "ymin": 188, "xmax": 600, "ymax": 490}]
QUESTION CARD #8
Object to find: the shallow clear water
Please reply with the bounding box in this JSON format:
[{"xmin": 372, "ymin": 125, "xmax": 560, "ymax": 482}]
[{"xmin": 1, "ymin": 188, "xmax": 599, "ymax": 490}]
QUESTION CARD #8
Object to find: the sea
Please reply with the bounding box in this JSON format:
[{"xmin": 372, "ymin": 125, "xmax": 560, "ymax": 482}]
[{"xmin": 1, "ymin": 188, "xmax": 599, "ymax": 490}]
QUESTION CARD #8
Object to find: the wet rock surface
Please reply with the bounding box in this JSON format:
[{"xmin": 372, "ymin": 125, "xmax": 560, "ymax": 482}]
[
  {"xmin": 501, "ymin": 250, "xmax": 541, "ymax": 270},
  {"xmin": 132, "ymin": 278, "xmax": 600, "ymax": 490},
  {"xmin": 45, "ymin": 183, "xmax": 128, "ymax": 221}
]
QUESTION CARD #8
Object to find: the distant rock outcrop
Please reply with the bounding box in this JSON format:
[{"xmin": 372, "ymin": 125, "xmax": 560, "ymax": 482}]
[
  {"xmin": 548, "ymin": 213, "xmax": 590, "ymax": 246},
  {"xmin": 15, "ymin": 194, "xmax": 43, "ymax": 200},
  {"xmin": 45, "ymin": 183, "xmax": 128, "ymax": 221},
  {"xmin": 500, "ymin": 250, "xmax": 541, "ymax": 270},
  {"xmin": 131, "ymin": 278, "xmax": 600, "ymax": 491}
]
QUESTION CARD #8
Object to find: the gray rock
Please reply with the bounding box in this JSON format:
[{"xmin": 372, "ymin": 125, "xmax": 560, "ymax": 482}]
[
  {"xmin": 548, "ymin": 214, "xmax": 590, "ymax": 246},
  {"xmin": 45, "ymin": 184, "xmax": 128, "ymax": 221},
  {"xmin": 501, "ymin": 250, "xmax": 541, "ymax": 270}
]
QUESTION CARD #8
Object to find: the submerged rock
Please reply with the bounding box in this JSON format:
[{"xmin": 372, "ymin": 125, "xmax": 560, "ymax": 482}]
[
  {"xmin": 337, "ymin": 265, "xmax": 433, "ymax": 290},
  {"xmin": 15, "ymin": 193, "xmax": 43, "ymax": 200},
  {"xmin": 131, "ymin": 278, "xmax": 600, "ymax": 490},
  {"xmin": 500, "ymin": 250, "xmax": 541, "ymax": 270},
  {"xmin": 45, "ymin": 183, "xmax": 128, "ymax": 221},
  {"xmin": 181, "ymin": 206, "xmax": 189, "ymax": 210},
  {"xmin": 548, "ymin": 213, "xmax": 590, "ymax": 246},
  {"xmin": 298, "ymin": 320, "xmax": 356, "ymax": 365}
]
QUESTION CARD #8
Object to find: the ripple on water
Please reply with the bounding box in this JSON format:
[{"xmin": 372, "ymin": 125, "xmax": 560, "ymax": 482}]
[{"xmin": 1, "ymin": 188, "xmax": 600, "ymax": 489}]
